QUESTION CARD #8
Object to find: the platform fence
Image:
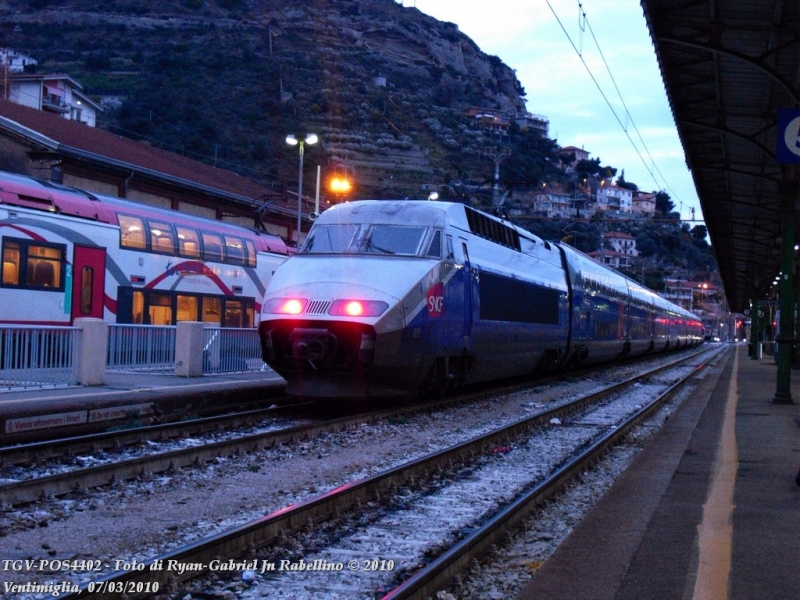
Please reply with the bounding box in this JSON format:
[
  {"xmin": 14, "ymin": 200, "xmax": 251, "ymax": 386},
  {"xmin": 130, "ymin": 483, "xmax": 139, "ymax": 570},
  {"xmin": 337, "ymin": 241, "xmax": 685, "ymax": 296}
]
[
  {"xmin": 0, "ymin": 325, "xmax": 79, "ymax": 389},
  {"xmin": 202, "ymin": 326, "xmax": 266, "ymax": 374},
  {"xmin": 107, "ymin": 324, "xmax": 176, "ymax": 373}
]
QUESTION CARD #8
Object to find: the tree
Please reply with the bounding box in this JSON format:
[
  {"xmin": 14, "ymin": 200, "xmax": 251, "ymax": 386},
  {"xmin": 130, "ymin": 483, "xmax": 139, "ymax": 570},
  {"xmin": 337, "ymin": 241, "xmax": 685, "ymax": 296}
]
[
  {"xmin": 655, "ymin": 191, "xmax": 675, "ymax": 215},
  {"xmin": 690, "ymin": 224, "xmax": 708, "ymax": 242}
]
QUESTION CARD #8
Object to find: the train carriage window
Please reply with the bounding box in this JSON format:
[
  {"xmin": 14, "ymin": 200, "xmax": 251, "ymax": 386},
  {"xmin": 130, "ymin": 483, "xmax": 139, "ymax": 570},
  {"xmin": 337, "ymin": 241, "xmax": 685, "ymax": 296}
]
[
  {"xmin": 2, "ymin": 240, "xmax": 20, "ymax": 285},
  {"xmin": 176, "ymin": 295, "xmax": 199, "ymax": 322},
  {"xmin": 79, "ymin": 267, "xmax": 93, "ymax": 315},
  {"xmin": 149, "ymin": 220, "xmax": 176, "ymax": 254},
  {"xmin": 176, "ymin": 226, "xmax": 201, "ymax": 259},
  {"xmin": 245, "ymin": 239, "xmax": 256, "ymax": 267},
  {"xmin": 202, "ymin": 232, "xmax": 224, "ymax": 262},
  {"xmin": 223, "ymin": 299, "xmax": 244, "ymax": 328},
  {"xmin": 202, "ymin": 297, "xmax": 222, "ymax": 324},
  {"xmin": 118, "ymin": 215, "xmax": 147, "ymax": 250},
  {"xmin": 426, "ymin": 230, "xmax": 442, "ymax": 258},
  {"xmin": 26, "ymin": 245, "xmax": 62, "ymax": 289},
  {"xmin": 132, "ymin": 290, "xmax": 144, "ymax": 324},
  {"xmin": 224, "ymin": 235, "xmax": 246, "ymax": 265},
  {"xmin": 148, "ymin": 293, "xmax": 173, "ymax": 325}
]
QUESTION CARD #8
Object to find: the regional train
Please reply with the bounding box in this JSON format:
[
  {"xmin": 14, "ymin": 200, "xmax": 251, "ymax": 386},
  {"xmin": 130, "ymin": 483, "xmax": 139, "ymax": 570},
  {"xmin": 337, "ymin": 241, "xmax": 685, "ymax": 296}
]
[
  {"xmin": 258, "ymin": 200, "xmax": 704, "ymax": 397},
  {"xmin": 0, "ymin": 170, "xmax": 289, "ymax": 327}
]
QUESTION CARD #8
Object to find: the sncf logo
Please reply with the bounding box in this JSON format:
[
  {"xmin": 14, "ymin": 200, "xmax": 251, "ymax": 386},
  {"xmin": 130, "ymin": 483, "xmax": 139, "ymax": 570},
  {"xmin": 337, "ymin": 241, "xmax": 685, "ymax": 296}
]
[{"xmin": 426, "ymin": 282, "xmax": 444, "ymax": 317}]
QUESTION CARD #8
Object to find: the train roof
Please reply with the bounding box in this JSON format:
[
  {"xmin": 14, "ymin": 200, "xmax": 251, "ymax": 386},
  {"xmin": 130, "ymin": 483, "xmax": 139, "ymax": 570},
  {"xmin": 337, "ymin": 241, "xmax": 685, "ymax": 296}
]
[
  {"xmin": 0, "ymin": 170, "xmax": 288, "ymax": 255},
  {"xmin": 317, "ymin": 200, "xmax": 547, "ymax": 248}
]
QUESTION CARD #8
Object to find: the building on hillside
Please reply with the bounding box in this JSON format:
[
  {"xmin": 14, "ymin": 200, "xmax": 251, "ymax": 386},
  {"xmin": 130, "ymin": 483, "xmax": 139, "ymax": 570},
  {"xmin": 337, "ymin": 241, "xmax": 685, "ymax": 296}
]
[
  {"xmin": 663, "ymin": 278, "xmax": 697, "ymax": 311},
  {"xmin": 532, "ymin": 190, "xmax": 573, "ymax": 218},
  {"xmin": 462, "ymin": 107, "xmax": 510, "ymax": 134},
  {"xmin": 603, "ymin": 231, "xmax": 638, "ymax": 257},
  {"xmin": 556, "ymin": 146, "xmax": 590, "ymax": 174},
  {"xmin": 514, "ymin": 112, "xmax": 549, "ymax": 137},
  {"xmin": 588, "ymin": 249, "xmax": 632, "ymax": 269},
  {"xmin": 1, "ymin": 49, "xmax": 37, "ymax": 74},
  {"xmin": 5, "ymin": 73, "xmax": 102, "ymax": 127},
  {"xmin": 632, "ymin": 192, "xmax": 657, "ymax": 217},
  {"xmin": 0, "ymin": 99, "xmax": 309, "ymax": 243},
  {"xmin": 595, "ymin": 183, "xmax": 633, "ymax": 213}
]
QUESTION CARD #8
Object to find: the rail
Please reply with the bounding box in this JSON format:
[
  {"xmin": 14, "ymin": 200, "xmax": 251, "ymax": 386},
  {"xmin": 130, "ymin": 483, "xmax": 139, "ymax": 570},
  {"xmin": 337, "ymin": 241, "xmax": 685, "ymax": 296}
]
[{"xmin": 0, "ymin": 324, "xmax": 79, "ymax": 389}]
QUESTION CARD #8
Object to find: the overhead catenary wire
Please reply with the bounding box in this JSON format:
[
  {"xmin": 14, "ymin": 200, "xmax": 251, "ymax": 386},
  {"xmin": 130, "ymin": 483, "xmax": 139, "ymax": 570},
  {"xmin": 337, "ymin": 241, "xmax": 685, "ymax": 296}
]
[{"xmin": 546, "ymin": 0, "xmax": 693, "ymax": 219}]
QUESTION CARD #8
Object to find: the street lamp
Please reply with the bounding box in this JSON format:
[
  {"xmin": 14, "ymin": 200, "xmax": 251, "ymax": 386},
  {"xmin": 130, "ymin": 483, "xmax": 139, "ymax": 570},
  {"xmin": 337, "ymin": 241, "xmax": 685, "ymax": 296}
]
[{"xmin": 286, "ymin": 133, "xmax": 318, "ymax": 244}]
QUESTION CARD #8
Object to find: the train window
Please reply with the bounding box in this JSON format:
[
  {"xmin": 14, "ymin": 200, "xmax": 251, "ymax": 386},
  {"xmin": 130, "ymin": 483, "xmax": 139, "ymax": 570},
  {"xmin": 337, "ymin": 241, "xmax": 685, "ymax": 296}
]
[
  {"xmin": 223, "ymin": 299, "xmax": 244, "ymax": 328},
  {"xmin": 119, "ymin": 215, "xmax": 147, "ymax": 250},
  {"xmin": 224, "ymin": 235, "xmax": 246, "ymax": 265},
  {"xmin": 176, "ymin": 227, "xmax": 201, "ymax": 259},
  {"xmin": 176, "ymin": 295, "xmax": 199, "ymax": 322},
  {"xmin": 26, "ymin": 245, "xmax": 62, "ymax": 289},
  {"xmin": 2, "ymin": 240, "xmax": 20, "ymax": 285},
  {"xmin": 426, "ymin": 230, "xmax": 442, "ymax": 258},
  {"xmin": 80, "ymin": 267, "xmax": 93, "ymax": 315},
  {"xmin": 148, "ymin": 293, "xmax": 172, "ymax": 325},
  {"xmin": 202, "ymin": 297, "xmax": 222, "ymax": 324},
  {"xmin": 244, "ymin": 239, "xmax": 256, "ymax": 267},
  {"xmin": 202, "ymin": 232, "xmax": 224, "ymax": 262},
  {"xmin": 361, "ymin": 226, "xmax": 425, "ymax": 256},
  {"xmin": 149, "ymin": 220, "xmax": 176, "ymax": 254},
  {"xmin": 132, "ymin": 291, "xmax": 144, "ymax": 324},
  {"xmin": 302, "ymin": 224, "xmax": 358, "ymax": 253}
]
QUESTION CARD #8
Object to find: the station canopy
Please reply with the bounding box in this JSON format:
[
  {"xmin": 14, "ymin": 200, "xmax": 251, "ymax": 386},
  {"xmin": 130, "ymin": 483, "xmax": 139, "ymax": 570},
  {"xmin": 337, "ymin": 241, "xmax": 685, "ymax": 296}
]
[{"xmin": 641, "ymin": 0, "xmax": 800, "ymax": 313}]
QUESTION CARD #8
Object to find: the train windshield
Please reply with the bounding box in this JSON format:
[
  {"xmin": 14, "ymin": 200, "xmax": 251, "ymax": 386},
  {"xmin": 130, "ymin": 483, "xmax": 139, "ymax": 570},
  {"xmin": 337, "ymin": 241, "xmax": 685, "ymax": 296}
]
[
  {"xmin": 302, "ymin": 224, "xmax": 428, "ymax": 256},
  {"xmin": 302, "ymin": 224, "xmax": 359, "ymax": 253}
]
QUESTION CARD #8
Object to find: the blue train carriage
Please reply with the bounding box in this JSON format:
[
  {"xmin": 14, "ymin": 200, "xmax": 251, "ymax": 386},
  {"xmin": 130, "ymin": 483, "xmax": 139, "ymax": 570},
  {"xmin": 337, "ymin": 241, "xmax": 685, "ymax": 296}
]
[
  {"xmin": 556, "ymin": 242, "xmax": 703, "ymax": 363},
  {"xmin": 258, "ymin": 200, "xmax": 571, "ymax": 397}
]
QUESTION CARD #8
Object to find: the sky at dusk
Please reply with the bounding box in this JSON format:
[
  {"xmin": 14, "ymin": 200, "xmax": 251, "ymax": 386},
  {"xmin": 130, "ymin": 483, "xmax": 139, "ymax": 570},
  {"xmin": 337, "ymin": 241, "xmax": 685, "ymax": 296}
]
[{"xmin": 412, "ymin": 0, "xmax": 705, "ymax": 224}]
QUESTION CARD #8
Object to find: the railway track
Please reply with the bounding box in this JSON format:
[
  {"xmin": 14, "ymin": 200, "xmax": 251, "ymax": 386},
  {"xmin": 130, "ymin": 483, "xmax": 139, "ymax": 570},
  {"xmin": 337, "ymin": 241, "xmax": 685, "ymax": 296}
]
[
  {"xmin": 0, "ymin": 349, "xmax": 700, "ymax": 509},
  {"xmin": 53, "ymin": 345, "xmax": 724, "ymax": 599}
]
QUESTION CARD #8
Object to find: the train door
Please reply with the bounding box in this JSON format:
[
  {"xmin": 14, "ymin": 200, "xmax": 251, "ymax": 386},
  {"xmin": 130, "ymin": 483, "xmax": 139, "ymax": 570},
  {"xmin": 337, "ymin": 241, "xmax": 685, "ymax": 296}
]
[
  {"xmin": 458, "ymin": 238, "xmax": 472, "ymax": 346},
  {"xmin": 70, "ymin": 245, "xmax": 106, "ymax": 322}
]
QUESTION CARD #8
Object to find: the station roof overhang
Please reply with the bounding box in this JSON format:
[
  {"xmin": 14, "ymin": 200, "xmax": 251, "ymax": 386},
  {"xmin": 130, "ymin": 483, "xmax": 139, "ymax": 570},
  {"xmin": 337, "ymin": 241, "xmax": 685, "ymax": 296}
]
[{"xmin": 640, "ymin": 0, "xmax": 800, "ymax": 313}]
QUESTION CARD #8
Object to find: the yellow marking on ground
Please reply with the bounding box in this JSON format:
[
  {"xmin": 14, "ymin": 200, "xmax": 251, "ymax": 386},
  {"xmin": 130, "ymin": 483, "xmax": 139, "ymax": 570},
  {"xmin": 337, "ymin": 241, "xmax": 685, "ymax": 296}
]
[{"xmin": 692, "ymin": 349, "xmax": 738, "ymax": 600}]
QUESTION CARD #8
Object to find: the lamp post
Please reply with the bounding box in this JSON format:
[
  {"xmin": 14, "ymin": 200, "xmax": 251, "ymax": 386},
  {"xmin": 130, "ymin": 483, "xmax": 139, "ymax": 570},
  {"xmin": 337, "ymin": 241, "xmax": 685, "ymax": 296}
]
[{"xmin": 286, "ymin": 133, "xmax": 318, "ymax": 245}]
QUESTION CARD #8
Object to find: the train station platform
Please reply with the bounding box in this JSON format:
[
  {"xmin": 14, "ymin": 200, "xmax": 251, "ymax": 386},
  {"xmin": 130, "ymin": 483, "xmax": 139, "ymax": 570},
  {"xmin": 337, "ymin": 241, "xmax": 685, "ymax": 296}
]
[
  {"xmin": 516, "ymin": 343, "xmax": 800, "ymax": 600},
  {"xmin": 0, "ymin": 369, "xmax": 287, "ymax": 444}
]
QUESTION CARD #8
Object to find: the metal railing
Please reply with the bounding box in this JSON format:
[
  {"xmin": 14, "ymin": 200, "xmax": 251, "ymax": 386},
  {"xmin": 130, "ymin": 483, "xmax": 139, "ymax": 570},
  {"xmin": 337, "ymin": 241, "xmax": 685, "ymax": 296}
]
[
  {"xmin": 0, "ymin": 325, "xmax": 79, "ymax": 389},
  {"xmin": 203, "ymin": 327, "xmax": 265, "ymax": 374},
  {"xmin": 107, "ymin": 324, "xmax": 176, "ymax": 373}
]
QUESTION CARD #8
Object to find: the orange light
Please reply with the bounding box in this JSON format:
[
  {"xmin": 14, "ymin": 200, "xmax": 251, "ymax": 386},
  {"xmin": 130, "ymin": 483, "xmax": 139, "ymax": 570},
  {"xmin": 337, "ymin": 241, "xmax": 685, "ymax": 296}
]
[
  {"xmin": 330, "ymin": 177, "xmax": 352, "ymax": 194},
  {"xmin": 282, "ymin": 299, "xmax": 305, "ymax": 315}
]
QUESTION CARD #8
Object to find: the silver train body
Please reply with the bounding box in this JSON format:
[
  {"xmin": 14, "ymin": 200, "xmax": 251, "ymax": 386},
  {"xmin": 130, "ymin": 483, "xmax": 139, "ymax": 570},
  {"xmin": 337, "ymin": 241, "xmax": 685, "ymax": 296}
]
[{"xmin": 258, "ymin": 201, "xmax": 703, "ymax": 397}]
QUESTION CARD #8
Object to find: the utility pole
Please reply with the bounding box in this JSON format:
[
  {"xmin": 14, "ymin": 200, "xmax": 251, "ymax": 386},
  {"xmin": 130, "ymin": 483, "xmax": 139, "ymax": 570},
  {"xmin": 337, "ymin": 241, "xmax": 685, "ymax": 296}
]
[{"xmin": 484, "ymin": 145, "xmax": 511, "ymax": 207}]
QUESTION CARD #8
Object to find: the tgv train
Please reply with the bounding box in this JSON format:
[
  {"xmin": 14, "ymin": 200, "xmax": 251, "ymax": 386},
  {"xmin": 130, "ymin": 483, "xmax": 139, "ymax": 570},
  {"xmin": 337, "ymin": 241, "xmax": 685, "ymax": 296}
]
[
  {"xmin": 258, "ymin": 200, "xmax": 704, "ymax": 397},
  {"xmin": 0, "ymin": 170, "xmax": 289, "ymax": 326}
]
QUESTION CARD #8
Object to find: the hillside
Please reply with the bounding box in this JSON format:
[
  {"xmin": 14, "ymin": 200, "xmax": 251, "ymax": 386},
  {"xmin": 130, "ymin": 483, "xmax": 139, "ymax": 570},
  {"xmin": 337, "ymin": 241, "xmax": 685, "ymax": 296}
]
[{"xmin": 0, "ymin": 0, "xmax": 530, "ymax": 200}]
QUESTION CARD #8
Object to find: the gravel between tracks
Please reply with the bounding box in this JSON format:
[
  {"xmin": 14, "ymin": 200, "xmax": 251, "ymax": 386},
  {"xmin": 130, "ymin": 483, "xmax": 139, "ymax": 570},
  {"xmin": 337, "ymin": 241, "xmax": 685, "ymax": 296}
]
[{"xmin": 0, "ymin": 354, "xmax": 703, "ymax": 597}]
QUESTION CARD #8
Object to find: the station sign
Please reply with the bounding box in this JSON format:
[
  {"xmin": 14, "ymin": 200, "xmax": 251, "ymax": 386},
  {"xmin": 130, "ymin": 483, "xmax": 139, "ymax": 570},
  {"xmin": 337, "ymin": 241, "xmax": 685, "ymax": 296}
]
[{"xmin": 776, "ymin": 109, "xmax": 800, "ymax": 163}]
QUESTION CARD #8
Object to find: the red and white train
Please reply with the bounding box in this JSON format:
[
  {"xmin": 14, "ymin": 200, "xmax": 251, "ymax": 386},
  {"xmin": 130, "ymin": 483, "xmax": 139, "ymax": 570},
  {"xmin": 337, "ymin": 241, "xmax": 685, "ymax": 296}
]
[{"xmin": 0, "ymin": 170, "xmax": 289, "ymax": 326}]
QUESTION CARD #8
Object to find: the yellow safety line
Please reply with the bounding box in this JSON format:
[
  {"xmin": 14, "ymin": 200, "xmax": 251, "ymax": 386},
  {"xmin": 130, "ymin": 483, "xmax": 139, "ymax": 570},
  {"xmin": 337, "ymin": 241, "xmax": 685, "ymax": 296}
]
[{"xmin": 692, "ymin": 349, "xmax": 739, "ymax": 600}]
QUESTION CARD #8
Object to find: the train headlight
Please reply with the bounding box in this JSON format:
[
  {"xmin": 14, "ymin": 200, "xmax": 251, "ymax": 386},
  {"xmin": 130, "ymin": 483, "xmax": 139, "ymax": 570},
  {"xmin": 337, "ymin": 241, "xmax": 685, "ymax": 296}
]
[
  {"xmin": 329, "ymin": 299, "xmax": 389, "ymax": 317},
  {"xmin": 263, "ymin": 298, "xmax": 308, "ymax": 315}
]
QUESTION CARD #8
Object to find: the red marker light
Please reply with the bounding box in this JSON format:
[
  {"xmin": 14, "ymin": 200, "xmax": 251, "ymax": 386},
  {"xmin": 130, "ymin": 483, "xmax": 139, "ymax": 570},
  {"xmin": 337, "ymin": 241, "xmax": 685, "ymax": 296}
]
[
  {"xmin": 344, "ymin": 301, "xmax": 363, "ymax": 316},
  {"xmin": 263, "ymin": 298, "xmax": 308, "ymax": 315},
  {"xmin": 282, "ymin": 299, "xmax": 305, "ymax": 315},
  {"xmin": 329, "ymin": 299, "xmax": 389, "ymax": 317}
]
